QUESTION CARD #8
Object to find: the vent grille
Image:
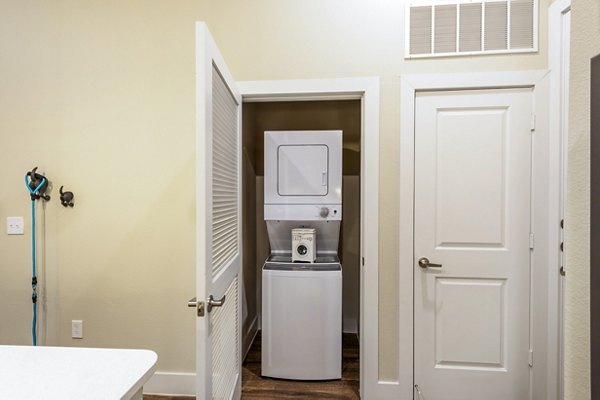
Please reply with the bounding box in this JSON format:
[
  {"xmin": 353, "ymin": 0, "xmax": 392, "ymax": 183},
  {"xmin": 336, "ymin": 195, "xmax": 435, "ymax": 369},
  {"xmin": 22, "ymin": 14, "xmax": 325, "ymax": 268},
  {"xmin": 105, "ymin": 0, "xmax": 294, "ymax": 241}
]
[
  {"xmin": 459, "ymin": 3, "xmax": 482, "ymax": 52},
  {"xmin": 510, "ymin": 0, "xmax": 535, "ymax": 48},
  {"xmin": 410, "ymin": 6, "xmax": 433, "ymax": 55},
  {"xmin": 406, "ymin": 0, "xmax": 537, "ymax": 58},
  {"xmin": 212, "ymin": 65, "xmax": 239, "ymax": 276},
  {"xmin": 434, "ymin": 5, "xmax": 457, "ymax": 53},
  {"xmin": 485, "ymin": 2, "xmax": 508, "ymax": 50}
]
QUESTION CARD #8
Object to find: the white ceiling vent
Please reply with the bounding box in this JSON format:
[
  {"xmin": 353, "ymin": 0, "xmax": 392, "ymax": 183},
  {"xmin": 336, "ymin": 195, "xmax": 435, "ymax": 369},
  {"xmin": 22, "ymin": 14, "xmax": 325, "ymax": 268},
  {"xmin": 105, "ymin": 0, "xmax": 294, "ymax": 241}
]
[{"xmin": 406, "ymin": 0, "xmax": 538, "ymax": 58}]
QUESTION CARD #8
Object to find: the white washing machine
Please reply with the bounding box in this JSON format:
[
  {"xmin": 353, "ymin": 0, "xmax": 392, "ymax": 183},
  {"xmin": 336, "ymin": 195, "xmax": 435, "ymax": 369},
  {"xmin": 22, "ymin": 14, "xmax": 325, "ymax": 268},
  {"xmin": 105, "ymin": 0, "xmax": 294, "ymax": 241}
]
[
  {"xmin": 262, "ymin": 130, "xmax": 343, "ymax": 380},
  {"xmin": 261, "ymin": 256, "xmax": 342, "ymax": 380}
]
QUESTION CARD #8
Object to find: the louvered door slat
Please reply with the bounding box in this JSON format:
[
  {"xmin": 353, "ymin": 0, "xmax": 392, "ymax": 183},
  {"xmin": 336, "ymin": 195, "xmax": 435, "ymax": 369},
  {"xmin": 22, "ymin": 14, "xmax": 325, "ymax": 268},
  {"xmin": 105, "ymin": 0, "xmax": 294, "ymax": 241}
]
[
  {"xmin": 211, "ymin": 276, "xmax": 239, "ymax": 400},
  {"xmin": 213, "ymin": 221, "xmax": 238, "ymax": 240},
  {"xmin": 211, "ymin": 65, "xmax": 238, "ymax": 276},
  {"xmin": 213, "ymin": 158, "xmax": 238, "ymax": 177}
]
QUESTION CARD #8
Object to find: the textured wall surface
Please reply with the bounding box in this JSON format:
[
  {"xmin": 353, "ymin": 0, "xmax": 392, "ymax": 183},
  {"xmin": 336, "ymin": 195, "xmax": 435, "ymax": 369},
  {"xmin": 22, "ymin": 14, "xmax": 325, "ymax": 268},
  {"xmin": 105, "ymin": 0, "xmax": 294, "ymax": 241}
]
[{"xmin": 565, "ymin": 0, "xmax": 600, "ymax": 398}]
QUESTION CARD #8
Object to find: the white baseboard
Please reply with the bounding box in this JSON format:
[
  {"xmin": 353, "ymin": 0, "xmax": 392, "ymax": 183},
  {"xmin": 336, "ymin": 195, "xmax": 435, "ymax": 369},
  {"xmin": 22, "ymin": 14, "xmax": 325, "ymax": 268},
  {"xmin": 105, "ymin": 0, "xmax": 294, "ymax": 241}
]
[
  {"xmin": 144, "ymin": 316, "xmax": 351, "ymax": 396},
  {"xmin": 374, "ymin": 380, "xmax": 404, "ymax": 400},
  {"xmin": 143, "ymin": 371, "xmax": 196, "ymax": 396},
  {"xmin": 145, "ymin": 316, "xmax": 258, "ymax": 396}
]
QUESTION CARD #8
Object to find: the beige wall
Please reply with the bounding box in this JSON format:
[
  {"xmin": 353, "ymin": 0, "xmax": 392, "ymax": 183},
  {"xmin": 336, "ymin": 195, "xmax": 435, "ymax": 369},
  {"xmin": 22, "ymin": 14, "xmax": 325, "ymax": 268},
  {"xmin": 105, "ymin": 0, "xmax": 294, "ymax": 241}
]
[
  {"xmin": 204, "ymin": 0, "xmax": 549, "ymax": 380},
  {"xmin": 0, "ymin": 0, "xmax": 552, "ymax": 381},
  {"xmin": 565, "ymin": 0, "xmax": 599, "ymax": 398},
  {"xmin": 0, "ymin": 0, "xmax": 209, "ymax": 372}
]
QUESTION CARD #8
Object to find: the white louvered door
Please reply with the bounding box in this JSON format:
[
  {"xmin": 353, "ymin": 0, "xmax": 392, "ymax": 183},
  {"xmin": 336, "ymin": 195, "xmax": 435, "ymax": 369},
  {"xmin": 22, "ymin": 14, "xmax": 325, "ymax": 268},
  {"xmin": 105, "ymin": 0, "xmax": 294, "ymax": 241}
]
[{"xmin": 195, "ymin": 22, "xmax": 242, "ymax": 400}]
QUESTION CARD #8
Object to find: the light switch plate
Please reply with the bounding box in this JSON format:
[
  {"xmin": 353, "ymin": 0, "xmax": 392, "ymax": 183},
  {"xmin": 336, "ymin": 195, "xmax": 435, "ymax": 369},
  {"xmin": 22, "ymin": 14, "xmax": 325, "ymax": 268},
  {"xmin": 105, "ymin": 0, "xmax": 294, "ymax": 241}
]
[
  {"xmin": 6, "ymin": 217, "xmax": 24, "ymax": 235},
  {"xmin": 71, "ymin": 320, "xmax": 83, "ymax": 339}
]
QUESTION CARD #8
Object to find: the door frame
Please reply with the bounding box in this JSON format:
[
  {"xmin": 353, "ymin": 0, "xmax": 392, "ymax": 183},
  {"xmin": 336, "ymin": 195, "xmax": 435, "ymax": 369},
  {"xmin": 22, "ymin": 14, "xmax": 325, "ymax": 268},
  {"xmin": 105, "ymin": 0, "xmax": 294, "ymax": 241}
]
[
  {"xmin": 549, "ymin": 0, "xmax": 571, "ymax": 397},
  {"xmin": 237, "ymin": 77, "xmax": 379, "ymax": 399},
  {"xmin": 399, "ymin": 71, "xmax": 557, "ymax": 399}
]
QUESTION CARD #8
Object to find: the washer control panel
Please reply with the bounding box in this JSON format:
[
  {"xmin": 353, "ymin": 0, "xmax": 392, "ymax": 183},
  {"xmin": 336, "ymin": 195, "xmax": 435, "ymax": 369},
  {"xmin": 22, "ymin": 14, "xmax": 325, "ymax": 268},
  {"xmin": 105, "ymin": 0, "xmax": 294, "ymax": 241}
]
[
  {"xmin": 264, "ymin": 204, "xmax": 342, "ymax": 221},
  {"xmin": 315, "ymin": 206, "xmax": 340, "ymax": 220}
]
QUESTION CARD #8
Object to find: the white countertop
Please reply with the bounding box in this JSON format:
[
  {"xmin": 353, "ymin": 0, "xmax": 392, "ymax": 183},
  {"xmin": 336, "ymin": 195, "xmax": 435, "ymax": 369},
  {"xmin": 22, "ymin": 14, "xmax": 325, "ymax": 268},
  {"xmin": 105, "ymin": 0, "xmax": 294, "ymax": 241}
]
[{"xmin": 0, "ymin": 345, "xmax": 158, "ymax": 400}]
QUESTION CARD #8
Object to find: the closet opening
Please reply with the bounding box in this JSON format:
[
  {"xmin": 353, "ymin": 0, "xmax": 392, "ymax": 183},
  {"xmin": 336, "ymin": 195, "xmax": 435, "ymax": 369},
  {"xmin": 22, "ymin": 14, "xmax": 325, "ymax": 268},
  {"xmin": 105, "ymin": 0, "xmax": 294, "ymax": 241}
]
[{"xmin": 240, "ymin": 99, "xmax": 362, "ymax": 398}]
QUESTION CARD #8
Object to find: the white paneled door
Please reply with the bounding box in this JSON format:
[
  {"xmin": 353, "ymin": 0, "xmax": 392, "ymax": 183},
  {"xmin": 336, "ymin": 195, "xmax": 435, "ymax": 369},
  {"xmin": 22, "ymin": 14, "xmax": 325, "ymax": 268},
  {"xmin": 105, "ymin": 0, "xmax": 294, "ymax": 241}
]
[
  {"xmin": 194, "ymin": 23, "xmax": 242, "ymax": 400},
  {"xmin": 414, "ymin": 88, "xmax": 533, "ymax": 399}
]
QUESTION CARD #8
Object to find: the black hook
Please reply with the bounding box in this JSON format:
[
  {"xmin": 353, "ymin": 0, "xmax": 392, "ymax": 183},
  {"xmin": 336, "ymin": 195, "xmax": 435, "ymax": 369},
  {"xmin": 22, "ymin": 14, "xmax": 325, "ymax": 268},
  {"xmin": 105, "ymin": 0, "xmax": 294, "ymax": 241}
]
[
  {"xmin": 26, "ymin": 167, "xmax": 50, "ymax": 201},
  {"xmin": 59, "ymin": 186, "xmax": 74, "ymax": 207}
]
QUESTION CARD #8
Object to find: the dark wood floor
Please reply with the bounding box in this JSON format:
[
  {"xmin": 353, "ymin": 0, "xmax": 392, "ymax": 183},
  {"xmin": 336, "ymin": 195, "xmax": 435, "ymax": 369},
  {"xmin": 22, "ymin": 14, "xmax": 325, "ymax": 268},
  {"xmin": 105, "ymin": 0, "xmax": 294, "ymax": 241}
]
[
  {"xmin": 242, "ymin": 331, "xmax": 359, "ymax": 399},
  {"xmin": 144, "ymin": 331, "xmax": 359, "ymax": 400}
]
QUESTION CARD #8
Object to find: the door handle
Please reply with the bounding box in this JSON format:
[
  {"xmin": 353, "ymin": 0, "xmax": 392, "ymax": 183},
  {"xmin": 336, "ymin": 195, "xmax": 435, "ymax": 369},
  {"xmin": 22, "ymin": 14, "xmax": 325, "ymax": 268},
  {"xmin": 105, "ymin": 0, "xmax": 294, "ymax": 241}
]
[
  {"xmin": 207, "ymin": 294, "xmax": 226, "ymax": 313},
  {"xmin": 187, "ymin": 297, "xmax": 205, "ymax": 317},
  {"xmin": 418, "ymin": 257, "xmax": 442, "ymax": 269}
]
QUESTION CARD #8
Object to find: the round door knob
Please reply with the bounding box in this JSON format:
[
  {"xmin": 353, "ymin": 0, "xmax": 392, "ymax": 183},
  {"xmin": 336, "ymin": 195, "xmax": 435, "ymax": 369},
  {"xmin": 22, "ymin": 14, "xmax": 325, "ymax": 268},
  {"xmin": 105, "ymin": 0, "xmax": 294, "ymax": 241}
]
[{"xmin": 320, "ymin": 207, "xmax": 330, "ymax": 218}]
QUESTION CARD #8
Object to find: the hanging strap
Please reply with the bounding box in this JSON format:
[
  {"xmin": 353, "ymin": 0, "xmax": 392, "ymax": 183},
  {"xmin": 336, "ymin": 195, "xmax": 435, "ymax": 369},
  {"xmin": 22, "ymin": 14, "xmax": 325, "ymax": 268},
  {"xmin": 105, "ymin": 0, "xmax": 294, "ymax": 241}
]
[
  {"xmin": 25, "ymin": 174, "xmax": 46, "ymax": 197},
  {"xmin": 31, "ymin": 200, "xmax": 37, "ymax": 346},
  {"xmin": 25, "ymin": 173, "xmax": 45, "ymax": 346}
]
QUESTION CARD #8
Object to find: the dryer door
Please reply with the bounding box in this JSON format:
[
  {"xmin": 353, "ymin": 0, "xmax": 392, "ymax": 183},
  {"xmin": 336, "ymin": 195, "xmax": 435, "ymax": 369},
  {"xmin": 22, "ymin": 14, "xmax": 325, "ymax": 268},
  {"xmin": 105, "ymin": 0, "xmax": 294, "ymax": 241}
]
[
  {"xmin": 264, "ymin": 130, "xmax": 342, "ymax": 205},
  {"xmin": 278, "ymin": 144, "xmax": 328, "ymax": 196}
]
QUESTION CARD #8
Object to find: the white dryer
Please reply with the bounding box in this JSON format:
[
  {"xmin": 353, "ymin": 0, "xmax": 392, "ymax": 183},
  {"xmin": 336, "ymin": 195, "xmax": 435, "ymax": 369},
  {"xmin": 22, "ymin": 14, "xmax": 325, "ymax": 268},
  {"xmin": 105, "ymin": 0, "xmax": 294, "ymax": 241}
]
[
  {"xmin": 264, "ymin": 130, "xmax": 342, "ymax": 206},
  {"xmin": 263, "ymin": 130, "xmax": 342, "ymax": 256}
]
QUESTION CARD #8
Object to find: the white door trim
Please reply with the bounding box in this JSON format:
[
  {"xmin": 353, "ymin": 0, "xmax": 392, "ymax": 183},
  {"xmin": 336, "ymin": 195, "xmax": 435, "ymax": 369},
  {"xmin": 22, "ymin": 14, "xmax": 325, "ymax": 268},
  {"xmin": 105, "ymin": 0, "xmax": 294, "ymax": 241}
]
[
  {"xmin": 400, "ymin": 70, "xmax": 557, "ymax": 399},
  {"xmin": 549, "ymin": 1, "xmax": 571, "ymax": 398},
  {"xmin": 237, "ymin": 77, "xmax": 381, "ymax": 400}
]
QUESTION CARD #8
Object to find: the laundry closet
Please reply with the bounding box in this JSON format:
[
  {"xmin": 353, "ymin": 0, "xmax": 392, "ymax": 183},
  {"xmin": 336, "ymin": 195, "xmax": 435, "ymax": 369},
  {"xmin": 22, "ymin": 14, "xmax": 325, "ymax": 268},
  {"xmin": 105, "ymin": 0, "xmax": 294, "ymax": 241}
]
[{"xmin": 240, "ymin": 100, "xmax": 362, "ymax": 378}]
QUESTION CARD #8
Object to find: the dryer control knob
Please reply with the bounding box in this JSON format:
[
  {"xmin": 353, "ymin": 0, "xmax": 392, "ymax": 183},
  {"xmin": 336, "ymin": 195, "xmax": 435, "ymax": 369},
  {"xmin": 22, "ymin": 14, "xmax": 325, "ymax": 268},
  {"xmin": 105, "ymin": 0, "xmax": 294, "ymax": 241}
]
[{"xmin": 319, "ymin": 207, "xmax": 330, "ymax": 218}]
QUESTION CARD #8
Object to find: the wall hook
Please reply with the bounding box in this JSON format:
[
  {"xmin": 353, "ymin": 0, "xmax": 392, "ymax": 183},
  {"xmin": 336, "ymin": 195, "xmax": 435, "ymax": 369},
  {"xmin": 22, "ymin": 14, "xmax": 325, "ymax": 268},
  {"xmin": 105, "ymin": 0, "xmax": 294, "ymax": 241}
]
[
  {"xmin": 26, "ymin": 167, "xmax": 51, "ymax": 201},
  {"xmin": 59, "ymin": 186, "xmax": 74, "ymax": 207}
]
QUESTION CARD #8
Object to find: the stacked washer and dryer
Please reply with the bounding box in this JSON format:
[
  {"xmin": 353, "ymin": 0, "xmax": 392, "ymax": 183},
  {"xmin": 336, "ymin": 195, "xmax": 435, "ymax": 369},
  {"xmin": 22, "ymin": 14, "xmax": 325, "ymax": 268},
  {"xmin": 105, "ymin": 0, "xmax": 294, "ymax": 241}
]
[{"xmin": 261, "ymin": 130, "xmax": 343, "ymax": 380}]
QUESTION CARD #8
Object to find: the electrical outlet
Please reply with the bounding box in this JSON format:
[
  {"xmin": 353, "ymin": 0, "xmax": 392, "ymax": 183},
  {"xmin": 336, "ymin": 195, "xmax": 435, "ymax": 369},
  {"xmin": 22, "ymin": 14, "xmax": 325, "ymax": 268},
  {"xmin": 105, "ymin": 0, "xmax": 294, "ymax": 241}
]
[
  {"xmin": 6, "ymin": 217, "xmax": 24, "ymax": 235},
  {"xmin": 71, "ymin": 320, "xmax": 83, "ymax": 339}
]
